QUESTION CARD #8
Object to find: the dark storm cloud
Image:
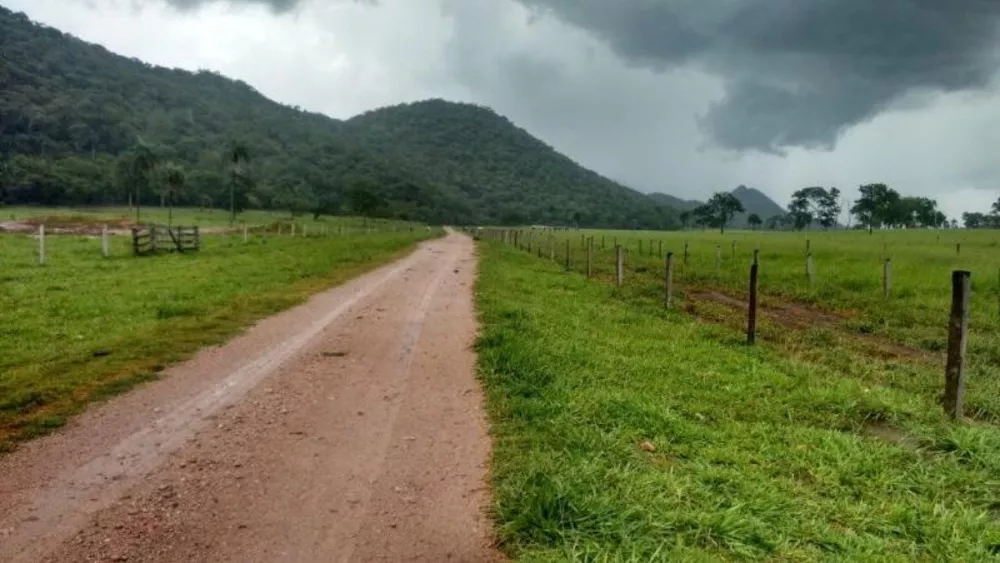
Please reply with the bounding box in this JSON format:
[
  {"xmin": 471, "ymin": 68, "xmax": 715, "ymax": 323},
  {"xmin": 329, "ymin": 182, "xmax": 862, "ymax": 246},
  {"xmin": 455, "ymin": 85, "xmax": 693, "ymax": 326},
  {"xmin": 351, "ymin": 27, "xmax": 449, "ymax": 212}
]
[{"xmin": 516, "ymin": 0, "xmax": 1000, "ymax": 153}]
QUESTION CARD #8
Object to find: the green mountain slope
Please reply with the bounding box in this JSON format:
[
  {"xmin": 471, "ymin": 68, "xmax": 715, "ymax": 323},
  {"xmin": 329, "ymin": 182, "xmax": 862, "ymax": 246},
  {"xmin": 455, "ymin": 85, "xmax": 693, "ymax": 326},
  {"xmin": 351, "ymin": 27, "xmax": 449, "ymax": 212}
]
[
  {"xmin": 731, "ymin": 185, "xmax": 785, "ymax": 219},
  {"xmin": 342, "ymin": 100, "xmax": 677, "ymax": 228},
  {"xmin": 0, "ymin": 7, "xmax": 677, "ymax": 228},
  {"xmin": 647, "ymin": 192, "xmax": 701, "ymax": 210}
]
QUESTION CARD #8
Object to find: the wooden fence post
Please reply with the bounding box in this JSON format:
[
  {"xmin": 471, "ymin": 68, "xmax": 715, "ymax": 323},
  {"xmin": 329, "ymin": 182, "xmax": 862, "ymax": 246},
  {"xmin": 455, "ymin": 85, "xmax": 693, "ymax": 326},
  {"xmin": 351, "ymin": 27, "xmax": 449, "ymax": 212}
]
[
  {"xmin": 731, "ymin": 240, "xmax": 737, "ymax": 260},
  {"xmin": 944, "ymin": 270, "xmax": 971, "ymax": 420},
  {"xmin": 665, "ymin": 252, "xmax": 674, "ymax": 309},
  {"xmin": 883, "ymin": 259, "xmax": 892, "ymax": 298},
  {"xmin": 101, "ymin": 225, "xmax": 109, "ymax": 258},
  {"xmin": 658, "ymin": 240, "xmax": 663, "ymax": 259},
  {"xmin": 684, "ymin": 242, "xmax": 689, "ymax": 265},
  {"xmin": 581, "ymin": 234, "xmax": 585, "ymax": 249},
  {"xmin": 715, "ymin": 245, "xmax": 722, "ymax": 273},
  {"xmin": 748, "ymin": 250, "xmax": 760, "ymax": 345},
  {"xmin": 38, "ymin": 224, "xmax": 46, "ymax": 265},
  {"xmin": 956, "ymin": 243, "xmax": 961, "ymax": 256},
  {"xmin": 806, "ymin": 253, "xmax": 815, "ymax": 285},
  {"xmin": 806, "ymin": 239, "xmax": 811, "ymax": 253},
  {"xmin": 565, "ymin": 239, "xmax": 571, "ymax": 271},
  {"xmin": 243, "ymin": 224, "xmax": 248, "ymax": 244},
  {"xmin": 587, "ymin": 237, "xmax": 593, "ymax": 279},
  {"xmin": 616, "ymin": 245, "xmax": 624, "ymax": 287}
]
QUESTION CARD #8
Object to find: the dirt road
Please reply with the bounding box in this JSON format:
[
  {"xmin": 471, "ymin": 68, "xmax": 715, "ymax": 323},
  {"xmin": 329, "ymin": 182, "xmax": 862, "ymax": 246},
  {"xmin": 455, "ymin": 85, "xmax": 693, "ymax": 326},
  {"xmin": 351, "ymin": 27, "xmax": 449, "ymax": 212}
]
[{"xmin": 0, "ymin": 231, "xmax": 498, "ymax": 562}]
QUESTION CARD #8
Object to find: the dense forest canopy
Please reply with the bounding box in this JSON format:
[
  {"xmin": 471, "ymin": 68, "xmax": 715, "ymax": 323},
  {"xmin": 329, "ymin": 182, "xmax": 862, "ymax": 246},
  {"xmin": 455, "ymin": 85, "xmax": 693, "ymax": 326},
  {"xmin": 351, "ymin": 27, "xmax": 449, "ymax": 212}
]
[{"xmin": 0, "ymin": 7, "xmax": 678, "ymax": 228}]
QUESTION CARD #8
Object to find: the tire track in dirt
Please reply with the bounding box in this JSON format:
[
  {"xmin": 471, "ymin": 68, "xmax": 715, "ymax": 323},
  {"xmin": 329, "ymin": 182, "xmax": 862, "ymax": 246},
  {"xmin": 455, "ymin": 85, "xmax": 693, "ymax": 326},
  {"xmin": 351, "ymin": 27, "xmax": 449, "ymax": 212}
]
[{"xmin": 0, "ymin": 231, "xmax": 497, "ymax": 562}]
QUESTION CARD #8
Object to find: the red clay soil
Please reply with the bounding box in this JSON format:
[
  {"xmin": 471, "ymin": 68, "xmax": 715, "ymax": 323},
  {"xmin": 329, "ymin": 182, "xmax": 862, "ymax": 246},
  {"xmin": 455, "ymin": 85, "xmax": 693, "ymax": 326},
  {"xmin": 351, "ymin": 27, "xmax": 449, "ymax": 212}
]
[
  {"xmin": 0, "ymin": 231, "xmax": 500, "ymax": 562},
  {"xmin": 686, "ymin": 290, "xmax": 843, "ymax": 329},
  {"xmin": 685, "ymin": 289, "xmax": 930, "ymax": 361}
]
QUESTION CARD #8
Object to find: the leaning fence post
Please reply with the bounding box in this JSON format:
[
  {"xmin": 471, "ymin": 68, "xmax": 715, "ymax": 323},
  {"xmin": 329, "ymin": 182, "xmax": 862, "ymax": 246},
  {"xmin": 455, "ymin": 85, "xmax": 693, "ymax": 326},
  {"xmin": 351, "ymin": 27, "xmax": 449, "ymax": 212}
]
[
  {"xmin": 665, "ymin": 252, "xmax": 674, "ymax": 308},
  {"xmin": 806, "ymin": 253, "xmax": 815, "ymax": 285},
  {"xmin": 616, "ymin": 245, "xmax": 624, "ymax": 287},
  {"xmin": 956, "ymin": 243, "xmax": 961, "ymax": 256},
  {"xmin": 883, "ymin": 259, "xmax": 892, "ymax": 298},
  {"xmin": 944, "ymin": 270, "xmax": 971, "ymax": 420},
  {"xmin": 747, "ymin": 250, "xmax": 760, "ymax": 345},
  {"xmin": 101, "ymin": 224, "xmax": 110, "ymax": 258},
  {"xmin": 38, "ymin": 224, "xmax": 46, "ymax": 265}
]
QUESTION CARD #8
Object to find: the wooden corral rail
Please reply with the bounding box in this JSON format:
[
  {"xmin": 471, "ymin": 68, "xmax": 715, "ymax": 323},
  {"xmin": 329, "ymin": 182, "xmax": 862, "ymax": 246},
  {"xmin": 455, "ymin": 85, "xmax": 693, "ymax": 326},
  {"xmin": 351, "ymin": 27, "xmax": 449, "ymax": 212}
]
[{"xmin": 131, "ymin": 224, "xmax": 200, "ymax": 256}]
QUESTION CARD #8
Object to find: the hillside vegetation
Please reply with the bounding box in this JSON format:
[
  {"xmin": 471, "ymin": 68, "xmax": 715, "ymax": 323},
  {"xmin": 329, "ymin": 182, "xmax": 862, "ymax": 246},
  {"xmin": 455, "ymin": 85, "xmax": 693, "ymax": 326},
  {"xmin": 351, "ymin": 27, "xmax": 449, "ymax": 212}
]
[{"xmin": 0, "ymin": 7, "xmax": 676, "ymax": 229}]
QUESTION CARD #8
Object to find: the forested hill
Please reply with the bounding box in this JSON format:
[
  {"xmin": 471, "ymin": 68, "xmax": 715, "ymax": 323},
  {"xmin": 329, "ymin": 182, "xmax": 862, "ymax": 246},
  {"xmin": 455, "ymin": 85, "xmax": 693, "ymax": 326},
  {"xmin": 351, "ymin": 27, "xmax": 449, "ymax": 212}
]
[
  {"xmin": 0, "ymin": 7, "xmax": 677, "ymax": 228},
  {"xmin": 342, "ymin": 101, "xmax": 676, "ymax": 228}
]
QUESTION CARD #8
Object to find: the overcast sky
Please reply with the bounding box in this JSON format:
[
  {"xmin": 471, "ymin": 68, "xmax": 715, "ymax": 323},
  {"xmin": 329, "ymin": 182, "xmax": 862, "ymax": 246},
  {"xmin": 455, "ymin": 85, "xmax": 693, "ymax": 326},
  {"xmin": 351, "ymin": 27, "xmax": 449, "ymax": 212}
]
[{"xmin": 7, "ymin": 0, "xmax": 1000, "ymax": 221}]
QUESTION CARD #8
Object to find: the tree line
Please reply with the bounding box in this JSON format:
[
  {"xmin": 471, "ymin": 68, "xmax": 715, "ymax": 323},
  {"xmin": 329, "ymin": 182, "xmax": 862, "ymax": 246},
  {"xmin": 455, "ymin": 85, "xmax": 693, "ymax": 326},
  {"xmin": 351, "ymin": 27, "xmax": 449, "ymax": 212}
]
[
  {"xmin": 672, "ymin": 183, "xmax": 964, "ymax": 233},
  {"xmin": 960, "ymin": 198, "xmax": 1000, "ymax": 229}
]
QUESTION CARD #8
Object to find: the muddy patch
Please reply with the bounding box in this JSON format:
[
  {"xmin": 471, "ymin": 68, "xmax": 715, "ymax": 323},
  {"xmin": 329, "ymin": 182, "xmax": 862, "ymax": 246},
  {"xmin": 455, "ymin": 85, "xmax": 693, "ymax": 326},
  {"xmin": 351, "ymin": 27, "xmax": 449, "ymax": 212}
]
[{"xmin": 861, "ymin": 421, "xmax": 921, "ymax": 451}]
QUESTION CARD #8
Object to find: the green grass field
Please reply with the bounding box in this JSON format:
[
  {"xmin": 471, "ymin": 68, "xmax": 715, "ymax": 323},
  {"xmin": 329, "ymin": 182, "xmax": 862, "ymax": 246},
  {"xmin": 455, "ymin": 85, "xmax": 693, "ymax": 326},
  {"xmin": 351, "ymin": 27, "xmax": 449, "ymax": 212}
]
[
  {"xmin": 1, "ymin": 205, "xmax": 412, "ymax": 231},
  {"xmin": 0, "ymin": 225, "xmax": 439, "ymax": 451},
  {"xmin": 476, "ymin": 230, "xmax": 1000, "ymax": 561}
]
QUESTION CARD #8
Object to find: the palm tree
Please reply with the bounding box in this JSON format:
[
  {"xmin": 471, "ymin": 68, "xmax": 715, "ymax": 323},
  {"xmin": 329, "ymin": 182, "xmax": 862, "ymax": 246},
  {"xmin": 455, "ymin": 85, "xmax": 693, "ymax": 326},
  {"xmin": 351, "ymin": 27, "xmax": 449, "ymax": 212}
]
[
  {"xmin": 227, "ymin": 140, "xmax": 250, "ymax": 225},
  {"xmin": 118, "ymin": 143, "xmax": 158, "ymax": 222},
  {"xmin": 162, "ymin": 163, "xmax": 186, "ymax": 227}
]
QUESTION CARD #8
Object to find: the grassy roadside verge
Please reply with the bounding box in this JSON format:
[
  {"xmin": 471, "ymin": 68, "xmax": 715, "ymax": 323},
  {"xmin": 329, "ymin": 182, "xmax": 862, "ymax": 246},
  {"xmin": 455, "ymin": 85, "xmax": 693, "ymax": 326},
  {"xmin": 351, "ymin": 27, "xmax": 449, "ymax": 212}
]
[
  {"xmin": 0, "ymin": 229, "xmax": 440, "ymax": 450},
  {"xmin": 475, "ymin": 241, "xmax": 1000, "ymax": 561}
]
